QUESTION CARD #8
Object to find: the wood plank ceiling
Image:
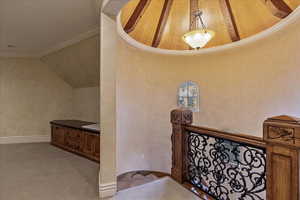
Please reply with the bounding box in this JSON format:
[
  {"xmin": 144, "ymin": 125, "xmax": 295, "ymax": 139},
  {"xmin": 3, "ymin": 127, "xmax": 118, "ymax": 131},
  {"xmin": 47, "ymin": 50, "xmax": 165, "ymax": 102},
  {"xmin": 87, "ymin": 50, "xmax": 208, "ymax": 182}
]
[{"xmin": 120, "ymin": 0, "xmax": 300, "ymax": 50}]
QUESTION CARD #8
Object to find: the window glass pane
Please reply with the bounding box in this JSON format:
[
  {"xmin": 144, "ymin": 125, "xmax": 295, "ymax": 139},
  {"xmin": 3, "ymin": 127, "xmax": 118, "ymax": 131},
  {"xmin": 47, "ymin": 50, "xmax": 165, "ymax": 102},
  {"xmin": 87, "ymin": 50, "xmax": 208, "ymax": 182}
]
[{"xmin": 178, "ymin": 81, "xmax": 199, "ymax": 112}]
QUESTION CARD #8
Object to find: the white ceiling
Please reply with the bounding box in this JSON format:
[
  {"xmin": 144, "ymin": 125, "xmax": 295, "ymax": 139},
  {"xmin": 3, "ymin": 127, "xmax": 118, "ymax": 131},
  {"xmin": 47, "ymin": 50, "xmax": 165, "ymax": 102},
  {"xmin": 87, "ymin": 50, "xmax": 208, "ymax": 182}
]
[{"xmin": 0, "ymin": 0, "xmax": 100, "ymax": 56}]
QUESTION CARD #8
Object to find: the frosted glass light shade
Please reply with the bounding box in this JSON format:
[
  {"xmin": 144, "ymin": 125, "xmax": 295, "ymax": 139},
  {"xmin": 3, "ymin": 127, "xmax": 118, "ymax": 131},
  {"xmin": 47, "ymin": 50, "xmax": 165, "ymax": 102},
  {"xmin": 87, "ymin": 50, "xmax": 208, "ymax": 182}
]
[{"xmin": 182, "ymin": 29, "xmax": 215, "ymax": 49}]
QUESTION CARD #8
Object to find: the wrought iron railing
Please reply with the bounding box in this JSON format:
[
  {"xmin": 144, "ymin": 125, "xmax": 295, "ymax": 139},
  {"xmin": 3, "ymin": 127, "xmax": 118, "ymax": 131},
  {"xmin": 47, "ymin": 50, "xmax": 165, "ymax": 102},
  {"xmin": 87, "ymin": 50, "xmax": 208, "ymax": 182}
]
[
  {"xmin": 186, "ymin": 131, "xmax": 266, "ymax": 200},
  {"xmin": 170, "ymin": 109, "xmax": 300, "ymax": 200},
  {"xmin": 171, "ymin": 109, "xmax": 300, "ymax": 200}
]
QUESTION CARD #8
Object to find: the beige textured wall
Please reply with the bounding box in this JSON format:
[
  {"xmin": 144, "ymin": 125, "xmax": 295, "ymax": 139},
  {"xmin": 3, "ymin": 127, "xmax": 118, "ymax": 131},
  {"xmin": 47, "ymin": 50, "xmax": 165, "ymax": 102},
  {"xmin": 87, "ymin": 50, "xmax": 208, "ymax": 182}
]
[
  {"xmin": 99, "ymin": 13, "xmax": 117, "ymax": 198},
  {"xmin": 117, "ymin": 17, "xmax": 300, "ymax": 174},
  {"xmin": 0, "ymin": 36, "xmax": 100, "ymax": 138},
  {"xmin": 0, "ymin": 58, "xmax": 74, "ymax": 137},
  {"xmin": 41, "ymin": 36, "xmax": 100, "ymax": 123},
  {"xmin": 73, "ymin": 87, "xmax": 100, "ymax": 123},
  {"xmin": 41, "ymin": 35, "xmax": 100, "ymax": 88}
]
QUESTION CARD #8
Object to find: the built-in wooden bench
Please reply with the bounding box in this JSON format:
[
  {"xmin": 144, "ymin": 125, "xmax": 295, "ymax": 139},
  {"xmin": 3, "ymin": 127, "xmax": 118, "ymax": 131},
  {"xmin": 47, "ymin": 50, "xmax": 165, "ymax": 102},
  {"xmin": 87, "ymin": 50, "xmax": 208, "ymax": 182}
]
[{"xmin": 50, "ymin": 120, "xmax": 100, "ymax": 163}]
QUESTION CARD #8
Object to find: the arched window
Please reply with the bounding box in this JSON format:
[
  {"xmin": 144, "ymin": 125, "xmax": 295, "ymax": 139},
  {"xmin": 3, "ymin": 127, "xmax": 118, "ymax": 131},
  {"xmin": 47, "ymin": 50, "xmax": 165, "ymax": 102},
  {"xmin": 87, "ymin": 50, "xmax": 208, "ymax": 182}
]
[{"xmin": 177, "ymin": 81, "xmax": 199, "ymax": 112}]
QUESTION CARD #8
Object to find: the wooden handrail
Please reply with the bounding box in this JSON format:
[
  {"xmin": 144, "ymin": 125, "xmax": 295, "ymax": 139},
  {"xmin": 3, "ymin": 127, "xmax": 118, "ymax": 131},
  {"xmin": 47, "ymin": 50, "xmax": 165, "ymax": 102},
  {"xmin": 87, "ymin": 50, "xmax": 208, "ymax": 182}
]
[
  {"xmin": 184, "ymin": 125, "xmax": 266, "ymax": 148},
  {"xmin": 171, "ymin": 109, "xmax": 300, "ymax": 200}
]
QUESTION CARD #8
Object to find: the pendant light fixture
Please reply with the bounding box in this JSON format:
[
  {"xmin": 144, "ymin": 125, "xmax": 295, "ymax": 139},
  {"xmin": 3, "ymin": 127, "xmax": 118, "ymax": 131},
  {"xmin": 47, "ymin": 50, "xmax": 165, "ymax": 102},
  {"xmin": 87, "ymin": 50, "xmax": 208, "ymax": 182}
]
[{"xmin": 182, "ymin": 4, "xmax": 215, "ymax": 49}]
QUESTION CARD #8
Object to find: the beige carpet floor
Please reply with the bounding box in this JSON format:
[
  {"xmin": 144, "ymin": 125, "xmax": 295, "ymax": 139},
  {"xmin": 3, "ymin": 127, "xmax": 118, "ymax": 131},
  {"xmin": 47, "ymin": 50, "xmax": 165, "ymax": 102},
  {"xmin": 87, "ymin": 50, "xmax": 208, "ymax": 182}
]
[
  {"xmin": 0, "ymin": 143, "xmax": 100, "ymax": 200},
  {"xmin": 0, "ymin": 143, "xmax": 200, "ymax": 200},
  {"xmin": 116, "ymin": 177, "xmax": 201, "ymax": 200}
]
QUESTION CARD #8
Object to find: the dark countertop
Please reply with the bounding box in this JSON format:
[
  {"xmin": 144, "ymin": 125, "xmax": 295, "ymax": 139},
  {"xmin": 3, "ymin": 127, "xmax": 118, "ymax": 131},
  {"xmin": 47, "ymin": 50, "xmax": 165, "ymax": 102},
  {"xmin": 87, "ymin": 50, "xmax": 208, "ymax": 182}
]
[{"xmin": 50, "ymin": 120, "xmax": 100, "ymax": 134}]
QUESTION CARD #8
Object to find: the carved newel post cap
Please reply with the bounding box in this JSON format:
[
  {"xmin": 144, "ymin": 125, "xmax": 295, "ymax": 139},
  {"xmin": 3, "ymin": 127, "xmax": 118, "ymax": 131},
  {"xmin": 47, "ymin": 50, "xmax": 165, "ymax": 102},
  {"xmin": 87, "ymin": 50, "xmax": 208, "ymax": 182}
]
[
  {"xmin": 264, "ymin": 115, "xmax": 300, "ymax": 124},
  {"xmin": 171, "ymin": 109, "xmax": 193, "ymax": 125},
  {"xmin": 264, "ymin": 115, "xmax": 300, "ymax": 148}
]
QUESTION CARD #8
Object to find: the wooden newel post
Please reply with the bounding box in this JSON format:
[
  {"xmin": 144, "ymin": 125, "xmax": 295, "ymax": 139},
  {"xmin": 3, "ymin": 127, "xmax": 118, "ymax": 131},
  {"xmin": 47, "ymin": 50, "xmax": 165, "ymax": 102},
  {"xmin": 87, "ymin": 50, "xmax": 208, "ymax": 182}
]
[
  {"xmin": 171, "ymin": 109, "xmax": 193, "ymax": 183},
  {"xmin": 264, "ymin": 115, "xmax": 300, "ymax": 200}
]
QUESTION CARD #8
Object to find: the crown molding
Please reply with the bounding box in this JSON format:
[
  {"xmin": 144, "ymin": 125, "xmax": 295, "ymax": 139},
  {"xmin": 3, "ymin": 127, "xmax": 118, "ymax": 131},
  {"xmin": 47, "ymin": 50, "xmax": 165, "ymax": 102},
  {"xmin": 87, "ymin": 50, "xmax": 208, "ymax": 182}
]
[
  {"xmin": 96, "ymin": 0, "xmax": 102, "ymax": 15},
  {"xmin": 38, "ymin": 27, "xmax": 100, "ymax": 57},
  {"xmin": 0, "ymin": 27, "xmax": 100, "ymax": 58}
]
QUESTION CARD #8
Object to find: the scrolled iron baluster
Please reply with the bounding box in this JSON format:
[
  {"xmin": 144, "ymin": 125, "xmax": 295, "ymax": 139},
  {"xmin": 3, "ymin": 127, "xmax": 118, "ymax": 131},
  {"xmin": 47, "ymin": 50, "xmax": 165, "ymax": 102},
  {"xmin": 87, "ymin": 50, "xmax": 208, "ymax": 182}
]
[{"xmin": 186, "ymin": 132, "xmax": 266, "ymax": 200}]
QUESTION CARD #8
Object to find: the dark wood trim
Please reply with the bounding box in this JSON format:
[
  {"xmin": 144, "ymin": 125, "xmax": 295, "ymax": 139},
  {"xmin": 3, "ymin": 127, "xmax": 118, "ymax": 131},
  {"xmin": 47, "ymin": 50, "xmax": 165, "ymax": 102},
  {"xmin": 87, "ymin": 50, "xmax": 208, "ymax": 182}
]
[
  {"xmin": 123, "ymin": 0, "xmax": 151, "ymax": 33},
  {"xmin": 170, "ymin": 109, "xmax": 193, "ymax": 183},
  {"xmin": 266, "ymin": 144, "xmax": 299, "ymax": 200},
  {"xmin": 185, "ymin": 125, "xmax": 266, "ymax": 148},
  {"xmin": 50, "ymin": 120, "xmax": 99, "ymax": 134},
  {"xmin": 51, "ymin": 124, "xmax": 100, "ymax": 163},
  {"xmin": 189, "ymin": 0, "xmax": 198, "ymax": 31},
  {"xmin": 270, "ymin": 0, "xmax": 292, "ymax": 18},
  {"xmin": 151, "ymin": 0, "xmax": 174, "ymax": 47},
  {"xmin": 51, "ymin": 142, "xmax": 99, "ymax": 163},
  {"xmin": 188, "ymin": 0, "xmax": 199, "ymax": 50},
  {"xmin": 262, "ymin": 0, "xmax": 293, "ymax": 18},
  {"xmin": 219, "ymin": 0, "xmax": 240, "ymax": 42},
  {"xmin": 171, "ymin": 110, "xmax": 300, "ymax": 199},
  {"xmin": 264, "ymin": 115, "xmax": 300, "ymax": 199},
  {"xmin": 273, "ymin": 0, "xmax": 293, "ymax": 14}
]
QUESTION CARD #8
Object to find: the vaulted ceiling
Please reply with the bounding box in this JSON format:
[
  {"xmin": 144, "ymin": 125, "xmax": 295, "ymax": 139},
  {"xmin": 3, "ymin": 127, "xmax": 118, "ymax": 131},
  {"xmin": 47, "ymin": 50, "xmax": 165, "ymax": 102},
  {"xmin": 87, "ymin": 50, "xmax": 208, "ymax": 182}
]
[
  {"xmin": 0, "ymin": 0, "xmax": 100, "ymax": 56},
  {"xmin": 41, "ymin": 36, "xmax": 100, "ymax": 88},
  {"xmin": 120, "ymin": 0, "xmax": 300, "ymax": 50}
]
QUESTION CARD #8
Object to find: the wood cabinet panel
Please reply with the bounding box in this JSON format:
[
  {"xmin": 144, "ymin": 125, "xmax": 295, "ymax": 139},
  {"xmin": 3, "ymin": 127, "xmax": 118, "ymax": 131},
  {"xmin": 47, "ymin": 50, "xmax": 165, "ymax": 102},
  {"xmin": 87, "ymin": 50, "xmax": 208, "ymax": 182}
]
[
  {"xmin": 83, "ymin": 132, "xmax": 95, "ymax": 154},
  {"xmin": 267, "ymin": 145, "xmax": 299, "ymax": 200},
  {"xmin": 51, "ymin": 125, "xmax": 65, "ymax": 147},
  {"xmin": 51, "ymin": 123, "xmax": 100, "ymax": 163},
  {"xmin": 272, "ymin": 155, "xmax": 291, "ymax": 200},
  {"xmin": 65, "ymin": 128, "xmax": 81, "ymax": 150},
  {"xmin": 264, "ymin": 115, "xmax": 300, "ymax": 200},
  {"xmin": 82, "ymin": 132, "xmax": 100, "ymax": 161},
  {"xmin": 94, "ymin": 136, "xmax": 100, "ymax": 158}
]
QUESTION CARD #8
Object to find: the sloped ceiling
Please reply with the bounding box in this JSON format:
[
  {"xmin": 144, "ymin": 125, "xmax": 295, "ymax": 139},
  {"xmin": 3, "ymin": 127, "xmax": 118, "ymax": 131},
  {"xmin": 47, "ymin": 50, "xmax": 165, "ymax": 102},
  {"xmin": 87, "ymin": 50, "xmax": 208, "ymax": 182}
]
[
  {"xmin": 0, "ymin": 0, "xmax": 101, "ymax": 88},
  {"xmin": 0, "ymin": 0, "xmax": 100, "ymax": 56},
  {"xmin": 41, "ymin": 36, "xmax": 100, "ymax": 88}
]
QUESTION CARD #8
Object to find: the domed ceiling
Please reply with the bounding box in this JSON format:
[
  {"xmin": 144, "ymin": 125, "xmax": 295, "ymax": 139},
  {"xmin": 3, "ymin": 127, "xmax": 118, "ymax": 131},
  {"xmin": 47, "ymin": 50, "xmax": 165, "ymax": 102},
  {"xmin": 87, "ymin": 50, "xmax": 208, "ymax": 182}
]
[{"xmin": 120, "ymin": 0, "xmax": 300, "ymax": 50}]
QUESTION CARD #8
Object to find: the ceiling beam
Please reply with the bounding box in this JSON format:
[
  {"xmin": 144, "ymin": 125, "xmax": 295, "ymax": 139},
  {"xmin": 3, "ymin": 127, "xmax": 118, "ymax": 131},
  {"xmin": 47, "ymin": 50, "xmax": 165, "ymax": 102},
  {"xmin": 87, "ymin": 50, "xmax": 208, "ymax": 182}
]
[
  {"xmin": 152, "ymin": 0, "xmax": 174, "ymax": 48},
  {"xmin": 123, "ymin": 0, "xmax": 151, "ymax": 33},
  {"xmin": 190, "ymin": 0, "xmax": 199, "ymax": 31},
  {"xmin": 219, "ymin": 0, "xmax": 240, "ymax": 42},
  {"xmin": 262, "ymin": 0, "xmax": 292, "ymax": 18},
  {"xmin": 188, "ymin": 0, "xmax": 203, "ymax": 50}
]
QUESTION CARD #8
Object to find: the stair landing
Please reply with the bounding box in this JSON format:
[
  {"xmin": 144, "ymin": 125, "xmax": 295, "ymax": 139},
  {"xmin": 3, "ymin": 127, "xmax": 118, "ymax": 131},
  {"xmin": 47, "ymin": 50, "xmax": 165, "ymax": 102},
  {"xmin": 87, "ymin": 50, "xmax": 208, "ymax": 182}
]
[{"xmin": 115, "ymin": 177, "xmax": 202, "ymax": 200}]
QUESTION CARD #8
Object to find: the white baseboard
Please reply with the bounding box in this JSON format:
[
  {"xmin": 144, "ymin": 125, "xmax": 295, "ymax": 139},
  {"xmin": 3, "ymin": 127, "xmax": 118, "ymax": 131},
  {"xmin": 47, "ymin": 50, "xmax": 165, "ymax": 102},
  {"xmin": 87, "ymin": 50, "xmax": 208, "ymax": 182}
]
[
  {"xmin": 99, "ymin": 182, "xmax": 117, "ymax": 199},
  {"xmin": 0, "ymin": 135, "xmax": 50, "ymax": 144}
]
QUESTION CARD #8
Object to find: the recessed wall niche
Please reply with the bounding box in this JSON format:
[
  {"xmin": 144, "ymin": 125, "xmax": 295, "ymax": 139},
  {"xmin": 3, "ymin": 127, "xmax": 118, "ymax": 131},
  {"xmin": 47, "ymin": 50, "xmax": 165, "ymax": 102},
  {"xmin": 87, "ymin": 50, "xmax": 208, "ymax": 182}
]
[{"xmin": 178, "ymin": 81, "xmax": 199, "ymax": 112}]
